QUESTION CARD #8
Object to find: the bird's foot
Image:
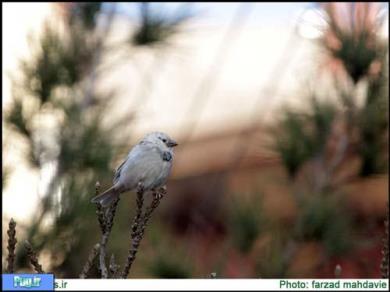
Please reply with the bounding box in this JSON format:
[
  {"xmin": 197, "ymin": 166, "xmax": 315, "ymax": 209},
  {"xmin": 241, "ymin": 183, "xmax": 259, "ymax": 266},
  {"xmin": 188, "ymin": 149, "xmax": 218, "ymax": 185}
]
[
  {"xmin": 159, "ymin": 185, "xmax": 167, "ymax": 194},
  {"xmin": 153, "ymin": 192, "xmax": 163, "ymax": 200},
  {"xmin": 154, "ymin": 185, "xmax": 167, "ymax": 199}
]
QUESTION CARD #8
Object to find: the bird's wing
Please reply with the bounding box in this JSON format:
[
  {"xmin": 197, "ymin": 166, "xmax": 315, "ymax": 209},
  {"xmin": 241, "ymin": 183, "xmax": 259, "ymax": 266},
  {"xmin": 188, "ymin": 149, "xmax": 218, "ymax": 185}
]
[
  {"xmin": 112, "ymin": 142, "xmax": 164, "ymax": 185},
  {"xmin": 113, "ymin": 157, "xmax": 128, "ymax": 185}
]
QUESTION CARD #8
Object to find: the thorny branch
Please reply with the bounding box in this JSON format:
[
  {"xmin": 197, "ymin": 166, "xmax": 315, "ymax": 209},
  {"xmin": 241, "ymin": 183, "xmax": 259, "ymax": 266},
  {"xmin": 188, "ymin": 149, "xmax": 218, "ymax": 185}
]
[
  {"xmin": 6, "ymin": 184, "xmax": 165, "ymax": 278},
  {"xmin": 81, "ymin": 181, "xmax": 121, "ymax": 278},
  {"xmin": 121, "ymin": 184, "xmax": 145, "ymax": 278},
  {"xmin": 91, "ymin": 181, "xmax": 121, "ymax": 279},
  {"xmin": 95, "ymin": 182, "xmax": 106, "ymax": 234},
  {"xmin": 334, "ymin": 264, "xmax": 342, "ymax": 278},
  {"xmin": 98, "ymin": 197, "xmax": 120, "ymax": 278},
  {"xmin": 137, "ymin": 187, "xmax": 166, "ymax": 238},
  {"xmin": 109, "ymin": 254, "xmax": 120, "ymax": 278},
  {"xmin": 79, "ymin": 243, "xmax": 100, "ymax": 278},
  {"xmin": 24, "ymin": 240, "xmax": 45, "ymax": 273},
  {"xmin": 121, "ymin": 185, "xmax": 166, "ymax": 279},
  {"xmin": 381, "ymin": 205, "xmax": 389, "ymax": 279},
  {"xmin": 6, "ymin": 218, "xmax": 17, "ymax": 273}
]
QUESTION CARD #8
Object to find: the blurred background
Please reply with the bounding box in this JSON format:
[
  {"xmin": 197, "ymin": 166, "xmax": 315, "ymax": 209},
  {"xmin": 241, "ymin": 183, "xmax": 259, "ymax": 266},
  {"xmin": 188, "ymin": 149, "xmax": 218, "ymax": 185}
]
[{"xmin": 2, "ymin": 2, "xmax": 389, "ymax": 278}]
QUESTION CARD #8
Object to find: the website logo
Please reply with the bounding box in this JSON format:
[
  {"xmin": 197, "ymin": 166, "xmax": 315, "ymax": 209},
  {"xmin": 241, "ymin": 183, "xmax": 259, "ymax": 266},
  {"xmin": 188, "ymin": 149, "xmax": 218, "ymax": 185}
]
[{"xmin": 2, "ymin": 274, "xmax": 54, "ymax": 291}]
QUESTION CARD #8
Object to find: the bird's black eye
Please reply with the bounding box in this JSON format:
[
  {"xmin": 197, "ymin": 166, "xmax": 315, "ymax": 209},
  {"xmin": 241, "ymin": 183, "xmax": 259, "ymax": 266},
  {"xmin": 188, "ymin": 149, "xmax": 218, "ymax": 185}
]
[{"xmin": 162, "ymin": 138, "xmax": 167, "ymax": 143}]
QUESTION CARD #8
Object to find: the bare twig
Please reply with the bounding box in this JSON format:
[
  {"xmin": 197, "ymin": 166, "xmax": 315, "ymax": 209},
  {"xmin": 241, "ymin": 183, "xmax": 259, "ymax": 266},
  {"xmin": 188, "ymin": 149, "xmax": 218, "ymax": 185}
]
[
  {"xmin": 24, "ymin": 240, "xmax": 44, "ymax": 273},
  {"xmin": 80, "ymin": 243, "xmax": 100, "ymax": 278},
  {"xmin": 96, "ymin": 202, "xmax": 106, "ymax": 233},
  {"xmin": 105, "ymin": 197, "xmax": 120, "ymax": 233},
  {"xmin": 80, "ymin": 182, "xmax": 103, "ymax": 278},
  {"xmin": 89, "ymin": 180, "xmax": 121, "ymax": 279},
  {"xmin": 94, "ymin": 182, "xmax": 106, "ymax": 234},
  {"xmin": 381, "ymin": 205, "xmax": 389, "ymax": 279},
  {"xmin": 133, "ymin": 184, "xmax": 145, "ymax": 236},
  {"xmin": 121, "ymin": 184, "xmax": 145, "ymax": 278},
  {"xmin": 6, "ymin": 218, "xmax": 17, "ymax": 273},
  {"xmin": 334, "ymin": 264, "xmax": 342, "ymax": 278},
  {"xmin": 82, "ymin": 181, "xmax": 121, "ymax": 279},
  {"xmin": 121, "ymin": 185, "xmax": 165, "ymax": 278},
  {"xmin": 109, "ymin": 254, "xmax": 120, "ymax": 278},
  {"xmin": 93, "ymin": 181, "xmax": 108, "ymax": 278},
  {"xmin": 99, "ymin": 197, "xmax": 120, "ymax": 279},
  {"xmin": 137, "ymin": 188, "xmax": 166, "ymax": 236},
  {"xmin": 98, "ymin": 229, "xmax": 108, "ymax": 278}
]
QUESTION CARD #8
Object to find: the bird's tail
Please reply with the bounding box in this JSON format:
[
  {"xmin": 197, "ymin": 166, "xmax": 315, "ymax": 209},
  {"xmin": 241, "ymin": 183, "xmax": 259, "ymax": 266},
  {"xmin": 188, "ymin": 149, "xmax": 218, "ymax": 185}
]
[{"xmin": 90, "ymin": 186, "xmax": 119, "ymax": 208}]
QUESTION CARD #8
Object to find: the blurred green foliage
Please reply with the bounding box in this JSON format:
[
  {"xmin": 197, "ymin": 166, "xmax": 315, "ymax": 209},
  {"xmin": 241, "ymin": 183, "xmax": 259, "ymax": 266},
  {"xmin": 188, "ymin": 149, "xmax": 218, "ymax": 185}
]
[
  {"xmin": 275, "ymin": 3, "xmax": 388, "ymax": 179},
  {"xmin": 228, "ymin": 193, "xmax": 265, "ymax": 253},
  {"xmin": 321, "ymin": 3, "xmax": 388, "ymax": 84},
  {"xmin": 270, "ymin": 3, "xmax": 388, "ymax": 279},
  {"xmin": 255, "ymin": 232, "xmax": 289, "ymax": 278},
  {"xmin": 358, "ymin": 55, "xmax": 389, "ymax": 176},
  {"xmin": 142, "ymin": 224, "xmax": 194, "ymax": 278},
  {"xmin": 69, "ymin": 2, "xmax": 103, "ymax": 29},
  {"xmin": 319, "ymin": 3, "xmax": 389, "ymax": 176},
  {"xmin": 294, "ymin": 193, "xmax": 351, "ymax": 256},
  {"xmin": 274, "ymin": 97, "xmax": 336, "ymax": 178},
  {"xmin": 6, "ymin": 98, "xmax": 31, "ymax": 138},
  {"xmin": 274, "ymin": 110, "xmax": 310, "ymax": 178},
  {"xmin": 21, "ymin": 27, "xmax": 64, "ymax": 105},
  {"xmin": 148, "ymin": 254, "xmax": 192, "ymax": 278},
  {"xmin": 131, "ymin": 3, "xmax": 192, "ymax": 47}
]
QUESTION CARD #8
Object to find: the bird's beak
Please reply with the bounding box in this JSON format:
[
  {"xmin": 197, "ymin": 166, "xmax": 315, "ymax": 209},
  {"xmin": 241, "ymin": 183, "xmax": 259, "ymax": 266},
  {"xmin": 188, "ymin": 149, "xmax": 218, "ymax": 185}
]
[{"xmin": 167, "ymin": 140, "xmax": 178, "ymax": 147}]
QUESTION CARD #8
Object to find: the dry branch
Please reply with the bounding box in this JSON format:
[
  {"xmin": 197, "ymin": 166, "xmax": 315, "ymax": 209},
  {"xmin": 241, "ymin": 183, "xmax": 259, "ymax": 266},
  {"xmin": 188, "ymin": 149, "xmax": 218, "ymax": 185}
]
[
  {"xmin": 81, "ymin": 182, "xmax": 166, "ymax": 278},
  {"xmin": 109, "ymin": 254, "xmax": 120, "ymax": 278},
  {"xmin": 24, "ymin": 240, "xmax": 45, "ymax": 273},
  {"xmin": 79, "ymin": 243, "xmax": 100, "ymax": 278},
  {"xmin": 381, "ymin": 206, "xmax": 389, "ymax": 279},
  {"xmin": 121, "ymin": 185, "xmax": 145, "ymax": 278},
  {"xmin": 81, "ymin": 181, "xmax": 122, "ymax": 278},
  {"xmin": 137, "ymin": 188, "xmax": 165, "ymax": 237},
  {"xmin": 121, "ymin": 185, "xmax": 165, "ymax": 278},
  {"xmin": 6, "ymin": 218, "xmax": 17, "ymax": 273},
  {"xmin": 98, "ymin": 197, "xmax": 120, "ymax": 278},
  {"xmin": 94, "ymin": 182, "xmax": 106, "ymax": 234},
  {"xmin": 334, "ymin": 264, "xmax": 342, "ymax": 278}
]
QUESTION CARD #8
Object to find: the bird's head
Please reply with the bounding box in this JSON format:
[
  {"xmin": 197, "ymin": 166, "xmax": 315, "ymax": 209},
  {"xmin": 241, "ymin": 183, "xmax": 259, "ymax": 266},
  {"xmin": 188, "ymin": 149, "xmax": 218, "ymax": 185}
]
[{"xmin": 143, "ymin": 132, "xmax": 178, "ymax": 149}]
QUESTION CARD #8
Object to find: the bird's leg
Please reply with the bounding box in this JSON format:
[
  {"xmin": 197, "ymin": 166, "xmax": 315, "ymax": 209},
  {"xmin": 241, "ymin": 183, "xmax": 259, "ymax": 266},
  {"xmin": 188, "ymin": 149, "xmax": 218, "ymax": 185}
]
[{"xmin": 136, "ymin": 181, "xmax": 144, "ymax": 194}]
